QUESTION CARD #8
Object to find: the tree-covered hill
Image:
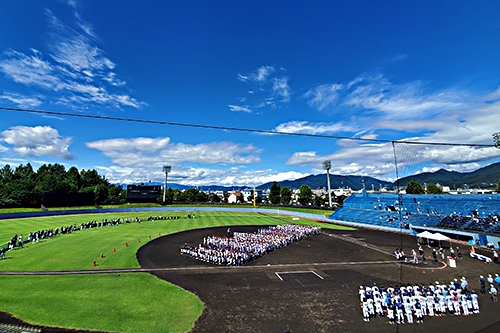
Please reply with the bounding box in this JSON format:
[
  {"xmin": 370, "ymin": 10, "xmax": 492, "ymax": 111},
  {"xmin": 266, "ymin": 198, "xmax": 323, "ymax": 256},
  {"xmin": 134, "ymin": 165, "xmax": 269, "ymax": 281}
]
[{"xmin": 0, "ymin": 163, "xmax": 124, "ymax": 207}]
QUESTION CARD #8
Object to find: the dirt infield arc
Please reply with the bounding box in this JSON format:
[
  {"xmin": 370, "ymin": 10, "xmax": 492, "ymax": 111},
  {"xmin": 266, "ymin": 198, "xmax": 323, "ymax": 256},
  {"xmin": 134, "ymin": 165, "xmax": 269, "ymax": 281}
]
[{"xmin": 136, "ymin": 226, "xmax": 500, "ymax": 333}]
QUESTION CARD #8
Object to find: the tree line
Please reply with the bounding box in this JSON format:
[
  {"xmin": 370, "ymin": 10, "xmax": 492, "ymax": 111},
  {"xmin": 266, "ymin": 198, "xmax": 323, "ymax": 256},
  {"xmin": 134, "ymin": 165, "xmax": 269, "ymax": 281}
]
[
  {"xmin": 0, "ymin": 163, "xmax": 124, "ymax": 207},
  {"xmin": 403, "ymin": 180, "xmax": 500, "ymax": 194}
]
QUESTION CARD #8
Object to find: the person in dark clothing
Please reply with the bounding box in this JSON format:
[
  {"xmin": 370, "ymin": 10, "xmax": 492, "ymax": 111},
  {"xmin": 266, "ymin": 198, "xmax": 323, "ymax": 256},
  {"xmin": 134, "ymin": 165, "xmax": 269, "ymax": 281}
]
[
  {"xmin": 432, "ymin": 248, "xmax": 438, "ymax": 262},
  {"xmin": 479, "ymin": 275, "xmax": 486, "ymax": 294}
]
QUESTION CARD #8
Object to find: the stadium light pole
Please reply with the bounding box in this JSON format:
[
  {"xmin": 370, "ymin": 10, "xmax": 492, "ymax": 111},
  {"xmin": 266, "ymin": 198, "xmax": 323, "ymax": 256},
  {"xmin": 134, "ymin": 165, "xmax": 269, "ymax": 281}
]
[
  {"xmin": 323, "ymin": 160, "xmax": 332, "ymax": 208},
  {"xmin": 162, "ymin": 165, "xmax": 171, "ymax": 202}
]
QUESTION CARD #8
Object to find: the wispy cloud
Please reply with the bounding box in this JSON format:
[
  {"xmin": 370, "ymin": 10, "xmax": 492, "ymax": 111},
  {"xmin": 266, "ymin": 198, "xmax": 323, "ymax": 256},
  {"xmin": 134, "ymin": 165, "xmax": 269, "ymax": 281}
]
[
  {"xmin": 1, "ymin": 125, "xmax": 75, "ymax": 160},
  {"xmin": 231, "ymin": 65, "xmax": 291, "ymax": 112},
  {"xmin": 304, "ymin": 84, "xmax": 343, "ymax": 111},
  {"xmin": 228, "ymin": 105, "xmax": 252, "ymax": 113},
  {"xmin": 274, "ymin": 121, "xmax": 358, "ymax": 135},
  {"xmin": 237, "ymin": 65, "xmax": 275, "ymax": 83},
  {"xmin": 305, "ymin": 73, "xmax": 463, "ymax": 119},
  {"xmin": 285, "ymin": 95, "xmax": 500, "ymax": 179},
  {"xmin": 0, "ymin": 92, "xmax": 43, "ymax": 108},
  {"xmin": 0, "ymin": 3, "xmax": 145, "ymax": 110}
]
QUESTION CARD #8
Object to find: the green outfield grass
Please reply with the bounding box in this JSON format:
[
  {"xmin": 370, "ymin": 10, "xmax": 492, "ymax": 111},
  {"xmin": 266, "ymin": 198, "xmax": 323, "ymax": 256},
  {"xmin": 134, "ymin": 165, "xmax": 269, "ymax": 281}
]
[
  {"xmin": 0, "ymin": 273, "xmax": 203, "ymax": 333},
  {"xmin": 0, "ymin": 209, "xmax": 352, "ymax": 333}
]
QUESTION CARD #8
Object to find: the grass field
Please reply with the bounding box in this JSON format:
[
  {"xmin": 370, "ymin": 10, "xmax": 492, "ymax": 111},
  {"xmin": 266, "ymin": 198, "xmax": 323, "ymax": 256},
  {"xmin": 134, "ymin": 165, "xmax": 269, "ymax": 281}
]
[{"xmin": 0, "ymin": 209, "xmax": 352, "ymax": 333}]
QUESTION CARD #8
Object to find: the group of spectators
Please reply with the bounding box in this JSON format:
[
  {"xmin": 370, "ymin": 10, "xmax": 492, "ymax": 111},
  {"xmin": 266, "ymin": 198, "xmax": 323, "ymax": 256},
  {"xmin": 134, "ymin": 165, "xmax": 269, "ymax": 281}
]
[
  {"xmin": 437, "ymin": 213, "xmax": 500, "ymax": 233},
  {"xmin": 0, "ymin": 215, "xmax": 176, "ymax": 260},
  {"xmin": 479, "ymin": 274, "xmax": 500, "ymax": 301},
  {"xmin": 360, "ymin": 278, "xmax": 481, "ymax": 324},
  {"xmin": 180, "ymin": 224, "xmax": 321, "ymax": 266}
]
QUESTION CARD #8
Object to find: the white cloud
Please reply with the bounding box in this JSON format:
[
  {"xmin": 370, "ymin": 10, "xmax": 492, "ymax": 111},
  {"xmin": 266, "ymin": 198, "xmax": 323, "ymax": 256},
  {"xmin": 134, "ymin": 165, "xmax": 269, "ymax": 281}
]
[
  {"xmin": 228, "ymin": 105, "xmax": 252, "ymax": 113},
  {"xmin": 94, "ymin": 163, "xmax": 310, "ymax": 187},
  {"xmin": 305, "ymin": 73, "xmax": 463, "ymax": 119},
  {"xmin": 1, "ymin": 126, "xmax": 75, "ymax": 160},
  {"xmin": 86, "ymin": 137, "xmax": 262, "ymax": 169},
  {"xmin": 305, "ymin": 84, "xmax": 343, "ymax": 111},
  {"xmin": 0, "ymin": 92, "xmax": 43, "ymax": 108},
  {"xmin": 274, "ymin": 121, "xmax": 357, "ymax": 135},
  {"xmin": 238, "ymin": 65, "xmax": 275, "ymax": 83},
  {"xmin": 231, "ymin": 65, "xmax": 290, "ymax": 112},
  {"xmin": 0, "ymin": 145, "xmax": 8, "ymax": 153},
  {"xmin": 272, "ymin": 77, "xmax": 291, "ymax": 103},
  {"xmin": 0, "ymin": 5, "xmax": 144, "ymax": 110},
  {"xmin": 85, "ymin": 136, "xmax": 318, "ymax": 186},
  {"xmin": 0, "ymin": 49, "xmax": 63, "ymax": 90}
]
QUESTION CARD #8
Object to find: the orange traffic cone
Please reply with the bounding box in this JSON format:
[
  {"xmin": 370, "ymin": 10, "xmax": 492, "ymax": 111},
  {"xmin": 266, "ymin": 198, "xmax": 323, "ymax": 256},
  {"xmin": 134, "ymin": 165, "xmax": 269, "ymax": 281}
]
[
  {"xmin": 125, "ymin": 243, "xmax": 129, "ymax": 248},
  {"xmin": 92, "ymin": 260, "xmax": 97, "ymax": 267},
  {"xmin": 138, "ymin": 238, "xmax": 141, "ymax": 243},
  {"xmin": 100, "ymin": 253, "xmax": 104, "ymax": 259},
  {"xmin": 112, "ymin": 247, "xmax": 116, "ymax": 253}
]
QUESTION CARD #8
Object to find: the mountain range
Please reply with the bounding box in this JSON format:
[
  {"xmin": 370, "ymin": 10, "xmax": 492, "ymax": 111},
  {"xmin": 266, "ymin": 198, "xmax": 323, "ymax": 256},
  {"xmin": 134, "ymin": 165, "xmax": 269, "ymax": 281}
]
[{"xmin": 118, "ymin": 162, "xmax": 500, "ymax": 192}]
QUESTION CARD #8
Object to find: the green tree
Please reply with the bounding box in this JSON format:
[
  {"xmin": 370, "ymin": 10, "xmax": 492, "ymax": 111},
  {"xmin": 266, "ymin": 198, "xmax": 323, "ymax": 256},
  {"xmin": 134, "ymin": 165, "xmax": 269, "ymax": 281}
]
[
  {"xmin": 426, "ymin": 183, "xmax": 443, "ymax": 194},
  {"xmin": 198, "ymin": 191, "xmax": 209, "ymax": 203},
  {"xmin": 66, "ymin": 166, "xmax": 82, "ymax": 192},
  {"xmin": 0, "ymin": 165, "xmax": 14, "ymax": 185},
  {"xmin": 406, "ymin": 180, "xmax": 425, "ymax": 194},
  {"xmin": 36, "ymin": 173, "xmax": 71, "ymax": 193},
  {"xmin": 313, "ymin": 194, "xmax": 325, "ymax": 207},
  {"xmin": 107, "ymin": 185, "xmax": 125, "ymax": 204},
  {"xmin": 496, "ymin": 179, "xmax": 500, "ymax": 193},
  {"xmin": 80, "ymin": 169, "xmax": 107, "ymax": 188},
  {"xmin": 94, "ymin": 184, "xmax": 109, "ymax": 204},
  {"xmin": 13, "ymin": 163, "xmax": 35, "ymax": 181},
  {"xmin": 209, "ymin": 193, "xmax": 222, "ymax": 203},
  {"xmin": 280, "ymin": 187, "xmax": 293, "ymax": 205},
  {"xmin": 297, "ymin": 184, "xmax": 313, "ymax": 205},
  {"xmin": 268, "ymin": 182, "xmax": 281, "ymax": 204}
]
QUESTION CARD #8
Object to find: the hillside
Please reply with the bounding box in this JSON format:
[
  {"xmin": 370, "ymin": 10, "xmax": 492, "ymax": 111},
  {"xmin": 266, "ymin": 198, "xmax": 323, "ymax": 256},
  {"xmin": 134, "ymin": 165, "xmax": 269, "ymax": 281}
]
[
  {"xmin": 397, "ymin": 162, "xmax": 500, "ymax": 189},
  {"xmin": 257, "ymin": 162, "xmax": 500, "ymax": 191}
]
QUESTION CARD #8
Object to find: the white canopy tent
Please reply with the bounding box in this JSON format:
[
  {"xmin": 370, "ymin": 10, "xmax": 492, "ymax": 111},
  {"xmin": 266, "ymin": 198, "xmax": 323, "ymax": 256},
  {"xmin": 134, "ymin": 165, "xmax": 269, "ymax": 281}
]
[{"xmin": 416, "ymin": 231, "xmax": 451, "ymax": 247}]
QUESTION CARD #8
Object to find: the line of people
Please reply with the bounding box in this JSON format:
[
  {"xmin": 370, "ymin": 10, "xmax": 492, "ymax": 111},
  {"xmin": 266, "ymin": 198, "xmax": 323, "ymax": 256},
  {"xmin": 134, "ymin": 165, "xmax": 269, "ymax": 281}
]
[
  {"xmin": 0, "ymin": 215, "xmax": 174, "ymax": 260},
  {"xmin": 180, "ymin": 224, "xmax": 321, "ymax": 266},
  {"xmin": 360, "ymin": 278, "xmax": 480, "ymax": 324}
]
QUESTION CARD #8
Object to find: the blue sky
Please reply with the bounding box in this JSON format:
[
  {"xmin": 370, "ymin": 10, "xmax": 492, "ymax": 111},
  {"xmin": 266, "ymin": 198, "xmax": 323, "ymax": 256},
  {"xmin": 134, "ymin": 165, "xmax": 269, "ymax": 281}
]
[{"xmin": 0, "ymin": 0, "xmax": 499, "ymax": 186}]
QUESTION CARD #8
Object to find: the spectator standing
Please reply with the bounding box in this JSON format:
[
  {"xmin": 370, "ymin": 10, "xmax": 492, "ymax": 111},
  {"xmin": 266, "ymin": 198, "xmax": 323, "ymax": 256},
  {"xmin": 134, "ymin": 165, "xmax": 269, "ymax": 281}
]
[
  {"xmin": 490, "ymin": 285, "xmax": 498, "ymax": 302},
  {"xmin": 456, "ymin": 247, "xmax": 462, "ymax": 259},
  {"xmin": 493, "ymin": 251, "xmax": 498, "ymax": 264},
  {"xmin": 479, "ymin": 275, "xmax": 486, "ymax": 294},
  {"xmin": 495, "ymin": 274, "xmax": 500, "ymax": 287}
]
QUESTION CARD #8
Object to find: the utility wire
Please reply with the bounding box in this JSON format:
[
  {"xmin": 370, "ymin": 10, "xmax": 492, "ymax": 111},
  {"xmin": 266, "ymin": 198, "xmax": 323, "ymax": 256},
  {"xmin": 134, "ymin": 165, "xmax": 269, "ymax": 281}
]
[{"xmin": 1, "ymin": 106, "xmax": 496, "ymax": 147}]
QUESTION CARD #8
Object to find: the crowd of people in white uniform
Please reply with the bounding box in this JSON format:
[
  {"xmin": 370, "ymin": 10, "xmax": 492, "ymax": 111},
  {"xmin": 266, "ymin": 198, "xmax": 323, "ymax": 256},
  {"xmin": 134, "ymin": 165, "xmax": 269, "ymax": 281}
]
[
  {"xmin": 180, "ymin": 224, "xmax": 321, "ymax": 266},
  {"xmin": 359, "ymin": 278, "xmax": 481, "ymax": 324}
]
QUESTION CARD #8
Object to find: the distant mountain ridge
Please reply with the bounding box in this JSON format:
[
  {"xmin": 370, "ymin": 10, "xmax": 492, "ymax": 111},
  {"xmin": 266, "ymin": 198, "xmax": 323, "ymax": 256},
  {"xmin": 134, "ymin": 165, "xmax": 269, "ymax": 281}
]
[
  {"xmin": 396, "ymin": 162, "xmax": 500, "ymax": 189},
  {"xmin": 116, "ymin": 162, "xmax": 500, "ymax": 192},
  {"xmin": 257, "ymin": 162, "xmax": 500, "ymax": 191}
]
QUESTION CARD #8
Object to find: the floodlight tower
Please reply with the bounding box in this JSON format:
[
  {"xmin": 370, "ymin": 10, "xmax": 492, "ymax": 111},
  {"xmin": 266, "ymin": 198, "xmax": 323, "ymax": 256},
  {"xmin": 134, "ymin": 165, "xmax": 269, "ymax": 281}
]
[
  {"xmin": 323, "ymin": 160, "xmax": 332, "ymax": 208},
  {"xmin": 162, "ymin": 165, "xmax": 171, "ymax": 202}
]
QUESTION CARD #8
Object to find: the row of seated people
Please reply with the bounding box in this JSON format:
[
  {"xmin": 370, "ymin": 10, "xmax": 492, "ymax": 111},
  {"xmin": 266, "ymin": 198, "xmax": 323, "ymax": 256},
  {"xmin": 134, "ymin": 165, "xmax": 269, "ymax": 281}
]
[
  {"xmin": 437, "ymin": 214, "xmax": 500, "ymax": 233},
  {"xmin": 1, "ymin": 215, "xmax": 173, "ymax": 259}
]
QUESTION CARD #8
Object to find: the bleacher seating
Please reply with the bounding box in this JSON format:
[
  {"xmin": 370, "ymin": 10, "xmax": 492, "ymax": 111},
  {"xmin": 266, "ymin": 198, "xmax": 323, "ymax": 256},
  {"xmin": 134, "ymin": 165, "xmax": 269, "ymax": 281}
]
[{"xmin": 330, "ymin": 191, "xmax": 500, "ymax": 234}]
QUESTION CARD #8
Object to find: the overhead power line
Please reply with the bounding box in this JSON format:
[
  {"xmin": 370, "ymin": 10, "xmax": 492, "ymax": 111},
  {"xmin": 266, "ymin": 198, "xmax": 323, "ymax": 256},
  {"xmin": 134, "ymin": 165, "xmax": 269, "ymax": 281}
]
[{"xmin": 0, "ymin": 105, "xmax": 495, "ymax": 148}]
